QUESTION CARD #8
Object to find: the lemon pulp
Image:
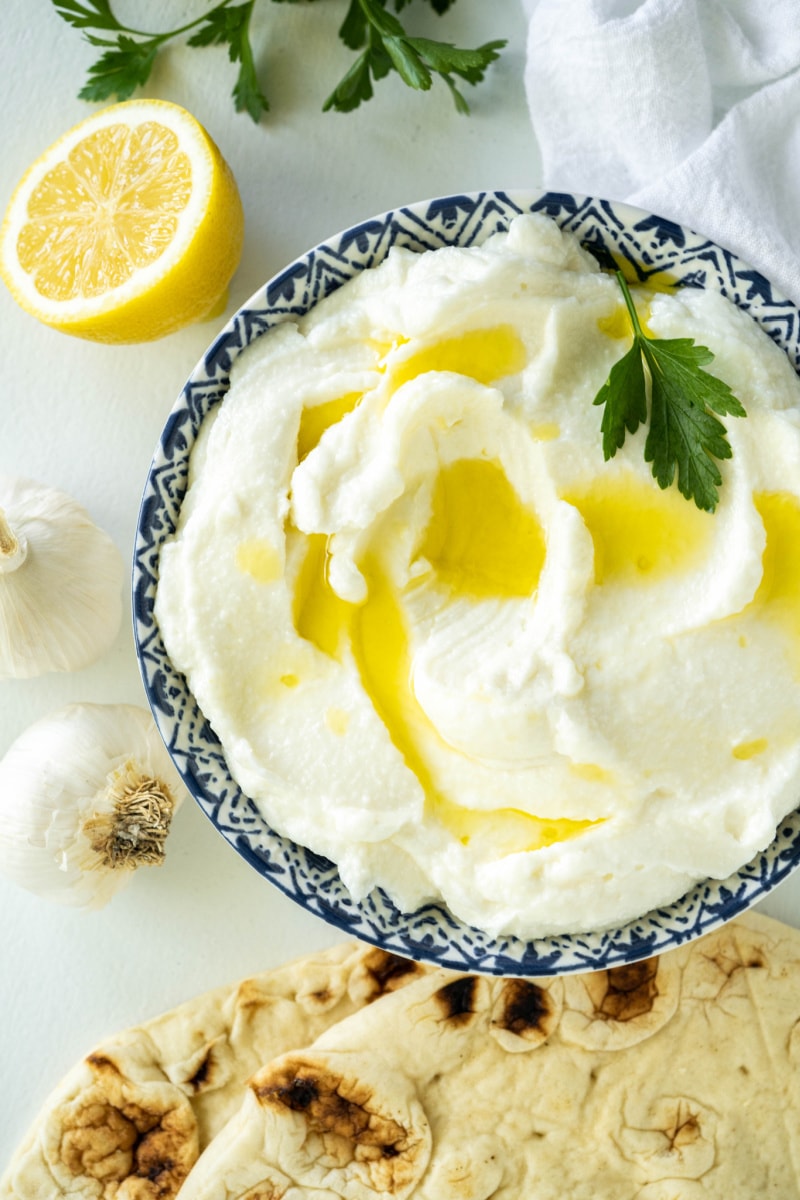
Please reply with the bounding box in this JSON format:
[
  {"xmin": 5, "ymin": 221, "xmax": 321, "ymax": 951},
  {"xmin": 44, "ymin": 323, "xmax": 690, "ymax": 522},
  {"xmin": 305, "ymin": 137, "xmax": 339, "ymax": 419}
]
[{"xmin": 18, "ymin": 123, "xmax": 192, "ymax": 302}]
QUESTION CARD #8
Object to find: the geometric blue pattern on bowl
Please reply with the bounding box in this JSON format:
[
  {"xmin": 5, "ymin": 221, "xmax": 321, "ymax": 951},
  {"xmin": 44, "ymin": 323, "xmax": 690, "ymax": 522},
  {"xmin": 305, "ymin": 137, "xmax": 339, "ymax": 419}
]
[{"xmin": 134, "ymin": 190, "xmax": 800, "ymax": 976}]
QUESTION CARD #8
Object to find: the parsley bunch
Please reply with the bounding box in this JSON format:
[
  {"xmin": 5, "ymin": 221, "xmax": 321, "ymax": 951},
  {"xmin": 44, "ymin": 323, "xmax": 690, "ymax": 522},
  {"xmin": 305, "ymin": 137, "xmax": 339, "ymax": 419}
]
[
  {"xmin": 594, "ymin": 273, "xmax": 747, "ymax": 512},
  {"xmin": 50, "ymin": 0, "xmax": 505, "ymax": 124}
]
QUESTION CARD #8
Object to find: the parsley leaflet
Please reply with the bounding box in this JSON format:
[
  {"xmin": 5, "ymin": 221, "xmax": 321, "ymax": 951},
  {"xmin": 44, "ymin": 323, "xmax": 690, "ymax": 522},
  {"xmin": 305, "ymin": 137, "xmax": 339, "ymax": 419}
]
[
  {"xmin": 324, "ymin": 0, "xmax": 504, "ymax": 114},
  {"xmin": 50, "ymin": 0, "xmax": 505, "ymax": 123},
  {"xmin": 593, "ymin": 272, "xmax": 747, "ymax": 513}
]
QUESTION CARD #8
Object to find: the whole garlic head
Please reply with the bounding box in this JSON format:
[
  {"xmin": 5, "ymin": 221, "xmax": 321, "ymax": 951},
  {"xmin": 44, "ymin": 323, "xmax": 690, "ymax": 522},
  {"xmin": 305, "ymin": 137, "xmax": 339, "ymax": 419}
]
[
  {"xmin": 0, "ymin": 703, "xmax": 187, "ymax": 908},
  {"xmin": 0, "ymin": 475, "xmax": 124, "ymax": 677}
]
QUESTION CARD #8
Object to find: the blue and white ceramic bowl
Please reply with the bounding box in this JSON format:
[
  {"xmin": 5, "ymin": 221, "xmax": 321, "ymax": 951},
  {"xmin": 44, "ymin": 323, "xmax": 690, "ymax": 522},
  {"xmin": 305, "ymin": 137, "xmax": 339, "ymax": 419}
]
[{"xmin": 134, "ymin": 190, "xmax": 800, "ymax": 977}]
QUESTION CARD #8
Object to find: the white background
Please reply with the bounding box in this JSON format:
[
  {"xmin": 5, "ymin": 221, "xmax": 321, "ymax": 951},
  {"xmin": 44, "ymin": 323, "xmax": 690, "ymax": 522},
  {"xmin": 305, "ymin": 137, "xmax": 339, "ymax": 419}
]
[{"xmin": 0, "ymin": 0, "xmax": 797, "ymax": 1172}]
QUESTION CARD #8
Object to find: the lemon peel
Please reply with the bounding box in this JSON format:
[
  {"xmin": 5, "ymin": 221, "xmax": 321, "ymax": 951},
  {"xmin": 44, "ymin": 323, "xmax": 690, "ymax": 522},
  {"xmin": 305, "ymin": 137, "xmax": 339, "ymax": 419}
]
[{"xmin": 0, "ymin": 99, "xmax": 244, "ymax": 343}]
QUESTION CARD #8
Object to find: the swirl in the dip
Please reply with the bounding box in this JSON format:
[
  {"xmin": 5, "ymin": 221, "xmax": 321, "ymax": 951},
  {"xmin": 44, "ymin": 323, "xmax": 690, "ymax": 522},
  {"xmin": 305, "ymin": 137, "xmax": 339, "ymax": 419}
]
[{"xmin": 156, "ymin": 215, "xmax": 800, "ymax": 938}]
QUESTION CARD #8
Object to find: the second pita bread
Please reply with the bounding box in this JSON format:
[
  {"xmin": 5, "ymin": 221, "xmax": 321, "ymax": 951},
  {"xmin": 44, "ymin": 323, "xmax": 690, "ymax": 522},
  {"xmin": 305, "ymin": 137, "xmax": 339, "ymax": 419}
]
[
  {"xmin": 178, "ymin": 911, "xmax": 800, "ymax": 1199},
  {"xmin": 0, "ymin": 942, "xmax": 427, "ymax": 1200}
]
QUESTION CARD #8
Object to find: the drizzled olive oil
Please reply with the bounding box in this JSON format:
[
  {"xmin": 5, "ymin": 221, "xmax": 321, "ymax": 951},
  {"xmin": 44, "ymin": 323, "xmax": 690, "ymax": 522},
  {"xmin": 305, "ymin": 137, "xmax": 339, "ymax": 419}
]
[
  {"xmin": 751, "ymin": 491, "xmax": 800, "ymax": 663},
  {"xmin": 418, "ymin": 458, "xmax": 546, "ymax": 597},
  {"xmin": 391, "ymin": 325, "xmax": 526, "ymax": 390},
  {"xmin": 235, "ymin": 539, "xmax": 282, "ymax": 583},
  {"xmin": 297, "ymin": 392, "xmax": 363, "ymax": 462},
  {"xmin": 567, "ymin": 473, "xmax": 713, "ymax": 586},
  {"xmin": 290, "ymin": 464, "xmax": 593, "ymax": 856},
  {"xmin": 292, "ymin": 533, "xmax": 352, "ymax": 660}
]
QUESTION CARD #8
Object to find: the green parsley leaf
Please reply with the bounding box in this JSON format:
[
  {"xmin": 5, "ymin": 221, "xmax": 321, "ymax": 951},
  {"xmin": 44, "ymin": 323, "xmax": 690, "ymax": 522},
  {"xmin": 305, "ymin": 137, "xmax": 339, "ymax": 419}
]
[
  {"xmin": 322, "ymin": 50, "xmax": 375, "ymax": 113},
  {"xmin": 77, "ymin": 35, "xmax": 160, "ymax": 102},
  {"xmin": 188, "ymin": 1, "xmax": 269, "ymax": 121},
  {"xmin": 50, "ymin": 0, "xmax": 505, "ymax": 123},
  {"xmin": 50, "ymin": 1, "xmax": 123, "ymax": 32},
  {"xmin": 326, "ymin": 0, "xmax": 506, "ymax": 114},
  {"xmin": 593, "ymin": 272, "xmax": 747, "ymax": 512},
  {"xmin": 339, "ymin": 0, "xmax": 369, "ymax": 51},
  {"xmin": 594, "ymin": 337, "xmax": 648, "ymax": 459}
]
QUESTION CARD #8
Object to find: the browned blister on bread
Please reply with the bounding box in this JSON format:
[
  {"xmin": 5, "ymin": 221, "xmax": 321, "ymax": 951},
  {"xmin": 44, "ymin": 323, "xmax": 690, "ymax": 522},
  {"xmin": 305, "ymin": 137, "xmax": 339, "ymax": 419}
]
[
  {"xmin": 0, "ymin": 943, "xmax": 430, "ymax": 1200},
  {"xmin": 180, "ymin": 913, "xmax": 800, "ymax": 1199}
]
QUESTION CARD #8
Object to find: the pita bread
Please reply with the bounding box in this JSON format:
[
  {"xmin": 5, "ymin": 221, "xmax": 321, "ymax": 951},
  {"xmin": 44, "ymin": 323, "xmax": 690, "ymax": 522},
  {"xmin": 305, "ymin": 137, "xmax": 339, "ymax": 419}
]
[
  {"xmin": 178, "ymin": 912, "xmax": 800, "ymax": 1199},
  {"xmin": 0, "ymin": 942, "xmax": 428, "ymax": 1200}
]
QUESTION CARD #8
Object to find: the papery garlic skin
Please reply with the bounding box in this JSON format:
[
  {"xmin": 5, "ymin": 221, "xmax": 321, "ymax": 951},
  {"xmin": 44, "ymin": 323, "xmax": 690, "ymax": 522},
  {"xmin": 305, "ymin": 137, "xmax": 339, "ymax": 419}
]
[
  {"xmin": 0, "ymin": 476, "xmax": 124, "ymax": 678},
  {"xmin": 0, "ymin": 703, "xmax": 186, "ymax": 909}
]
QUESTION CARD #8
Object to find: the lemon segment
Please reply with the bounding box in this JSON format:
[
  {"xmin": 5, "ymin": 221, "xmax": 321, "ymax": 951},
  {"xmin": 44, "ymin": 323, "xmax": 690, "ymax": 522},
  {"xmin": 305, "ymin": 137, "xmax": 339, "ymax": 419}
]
[{"xmin": 0, "ymin": 99, "xmax": 244, "ymax": 343}]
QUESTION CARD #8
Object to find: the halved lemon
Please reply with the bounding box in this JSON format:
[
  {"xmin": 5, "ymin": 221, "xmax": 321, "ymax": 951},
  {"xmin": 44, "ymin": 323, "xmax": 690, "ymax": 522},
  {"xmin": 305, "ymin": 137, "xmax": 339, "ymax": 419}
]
[{"xmin": 0, "ymin": 99, "xmax": 244, "ymax": 343}]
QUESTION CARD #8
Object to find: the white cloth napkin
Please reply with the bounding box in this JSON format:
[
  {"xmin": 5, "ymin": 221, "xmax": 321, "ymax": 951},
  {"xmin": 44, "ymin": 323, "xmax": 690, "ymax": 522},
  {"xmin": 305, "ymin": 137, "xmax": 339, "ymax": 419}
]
[{"xmin": 522, "ymin": 0, "xmax": 800, "ymax": 305}]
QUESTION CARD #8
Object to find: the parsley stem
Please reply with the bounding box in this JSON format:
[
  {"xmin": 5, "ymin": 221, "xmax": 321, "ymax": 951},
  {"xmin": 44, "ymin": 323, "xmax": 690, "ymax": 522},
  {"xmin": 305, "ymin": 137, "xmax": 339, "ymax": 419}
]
[
  {"xmin": 102, "ymin": 0, "xmax": 238, "ymax": 44},
  {"xmin": 615, "ymin": 270, "xmax": 646, "ymax": 341},
  {"xmin": 236, "ymin": 3, "xmax": 256, "ymax": 85}
]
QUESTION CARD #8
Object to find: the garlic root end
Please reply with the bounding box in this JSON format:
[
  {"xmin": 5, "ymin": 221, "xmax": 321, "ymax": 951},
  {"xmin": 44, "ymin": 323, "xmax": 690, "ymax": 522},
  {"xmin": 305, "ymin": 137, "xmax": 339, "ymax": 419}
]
[{"xmin": 83, "ymin": 762, "xmax": 176, "ymax": 870}]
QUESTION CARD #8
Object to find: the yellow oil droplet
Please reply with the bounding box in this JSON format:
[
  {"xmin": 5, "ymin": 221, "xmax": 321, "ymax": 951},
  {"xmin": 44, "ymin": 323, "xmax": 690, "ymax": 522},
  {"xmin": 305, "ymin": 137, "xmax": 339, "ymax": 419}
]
[
  {"xmin": 292, "ymin": 534, "xmax": 353, "ymax": 660},
  {"xmin": 443, "ymin": 804, "xmax": 597, "ymax": 854},
  {"xmin": 391, "ymin": 325, "xmax": 526, "ymax": 391},
  {"xmin": 753, "ymin": 493, "xmax": 800, "ymax": 613},
  {"xmin": 325, "ymin": 707, "xmax": 350, "ymax": 735},
  {"xmin": 739, "ymin": 635, "xmax": 748, "ymax": 648},
  {"xmin": 598, "ymin": 305, "xmax": 631, "ymax": 340},
  {"xmin": 297, "ymin": 392, "xmax": 363, "ymax": 462},
  {"xmin": 642, "ymin": 269, "xmax": 680, "ymax": 295},
  {"xmin": 280, "ymin": 673, "xmax": 299, "ymax": 688},
  {"xmin": 418, "ymin": 459, "xmax": 546, "ymax": 598},
  {"xmin": 350, "ymin": 552, "xmax": 435, "ymax": 788},
  {"xmin": 608, "ymin": 261, "xmax": 679, "ymax": 293},
  {"xmin": 598, "ymin": 298, "xmax": 658, "ymax": 339},
  {"xmin": 732, "ymin": 738, "xmax": 768, "ymax": 761},
  {"xmin": 748, "ymin": 492, "xmax": 800, "ymax": 664},
  {"xmin": 235, "ymin": 538, "xmax": 282, "ymax": 583},
  {"xmin": 567, "ymin": 472, "xmax": 712, "ymax": 586},
  {"xmin": 570, "ymin": 762, "xmax": 614, "ymax": 784},
  {"xmin": 531, "ymin": 422, "xmax": 561, "ymax": 441}
]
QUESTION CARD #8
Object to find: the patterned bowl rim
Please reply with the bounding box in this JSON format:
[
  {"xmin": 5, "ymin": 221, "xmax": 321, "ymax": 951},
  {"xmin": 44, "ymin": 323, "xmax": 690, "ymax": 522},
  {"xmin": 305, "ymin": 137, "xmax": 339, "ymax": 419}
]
[{"xmin": 133, "ymin": 188, "xmax": 800, "ymax": 976}]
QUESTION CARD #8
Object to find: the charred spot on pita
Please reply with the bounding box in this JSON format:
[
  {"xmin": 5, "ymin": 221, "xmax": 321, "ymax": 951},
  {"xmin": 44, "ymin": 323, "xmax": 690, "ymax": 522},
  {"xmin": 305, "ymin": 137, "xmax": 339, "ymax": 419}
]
[
  {"xmin": 141, "ymin": 1154, "xmax": 175, "ymax": 1183},
  {"xmin": 254, "ymin": 1059, "xmax": 410, "ymax": 1159},
  {"xmin": 277, "ymin": 1076, "xmax": 319, "ymax": 1112},
  {"xmin": 86, "ymin": 1052, "xmax": 121, "ymax": 1074},
  {"xmin": 495, "ymin": 980, "xmax": 551, "ymax": 1035},
  {"xmin": 59, "ymin": 1093, "xmax": 195, "ymax": 1197},
  {"xmin": 435, "ymin": 976, "xmax": 479, "ymax": 1024},
  {"xmin": 600, "ymin": 959, "xmax": 659, "ymax": 1021},
  {"xmin": 361, "ymin": 949, "xmax": 424, "ymax": 1001},
  {"xmin": 187, "ymin": 1048, "xmax": 214, "ymax": 1092}
]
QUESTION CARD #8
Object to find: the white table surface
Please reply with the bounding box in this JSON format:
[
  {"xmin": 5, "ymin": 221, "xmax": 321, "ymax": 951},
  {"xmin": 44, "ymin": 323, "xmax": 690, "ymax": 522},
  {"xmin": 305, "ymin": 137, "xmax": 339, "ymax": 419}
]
[{"xmin": 1, "ymin": 0, "xmax": 798, "ymax": 1173}]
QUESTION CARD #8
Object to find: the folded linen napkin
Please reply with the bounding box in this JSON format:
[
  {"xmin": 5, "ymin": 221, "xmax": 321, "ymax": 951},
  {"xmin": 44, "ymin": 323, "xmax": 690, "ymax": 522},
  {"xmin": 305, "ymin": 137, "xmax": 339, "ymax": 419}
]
[{"xmin": 522, "ymin": 0, "xmax": 800, "ymax": 305}]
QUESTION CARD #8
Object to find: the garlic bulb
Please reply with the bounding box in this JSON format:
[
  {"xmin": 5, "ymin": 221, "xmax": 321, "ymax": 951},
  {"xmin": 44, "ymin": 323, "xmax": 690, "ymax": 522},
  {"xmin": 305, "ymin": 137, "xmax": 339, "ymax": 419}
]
[
  {"xmin": 0, "ymin": 475, "xmax": 124, "ymax": 677},
  {"xmin": 0, "ymin": 703, "xmax": 187, "ymax": 908}
]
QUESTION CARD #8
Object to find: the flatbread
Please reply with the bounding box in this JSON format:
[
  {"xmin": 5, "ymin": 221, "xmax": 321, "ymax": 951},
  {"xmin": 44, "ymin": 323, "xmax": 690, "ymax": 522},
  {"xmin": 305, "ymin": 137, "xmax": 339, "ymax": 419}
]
[
  {"xmin": 178, "ymin": 911, "xmax": 800, "ymax": 1199},
  {"xmin": 0, "ymin": 942, "xmax": 428, "ymax": 1200}
]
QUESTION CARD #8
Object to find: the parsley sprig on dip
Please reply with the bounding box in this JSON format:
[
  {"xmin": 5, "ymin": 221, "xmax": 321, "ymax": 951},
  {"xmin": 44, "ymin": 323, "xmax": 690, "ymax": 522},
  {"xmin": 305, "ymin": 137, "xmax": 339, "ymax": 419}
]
[{"xmin": 594, "ymin": 272, "xmax": 747, "ymax": 512}]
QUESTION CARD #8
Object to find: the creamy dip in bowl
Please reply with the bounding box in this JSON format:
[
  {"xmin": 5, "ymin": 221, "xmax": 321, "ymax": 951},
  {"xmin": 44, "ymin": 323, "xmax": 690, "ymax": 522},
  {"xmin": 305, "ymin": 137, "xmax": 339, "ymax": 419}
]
[{"xmin": 135, "ymin": 191, "xmax": 800, "ymax": 975}]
